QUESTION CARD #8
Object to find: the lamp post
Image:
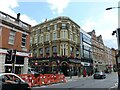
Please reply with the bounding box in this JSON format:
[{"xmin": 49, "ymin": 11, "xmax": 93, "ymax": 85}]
[
  {"xmin": 106, "ymin": 7, "xmax": 120, "ymax": 10},
  {"xmin": 106, "ymin": 6, "xmax": 120, "ymax": 90}
]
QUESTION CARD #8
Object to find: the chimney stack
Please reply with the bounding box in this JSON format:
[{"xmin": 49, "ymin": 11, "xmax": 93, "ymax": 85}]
[{"xmin": 17, "ymin": 13, "xmax": 20, "ymax": 21}]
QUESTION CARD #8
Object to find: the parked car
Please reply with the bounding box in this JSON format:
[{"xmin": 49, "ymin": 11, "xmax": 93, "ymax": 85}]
[
  {"xmin": 93, "ymin": 71, "xmax": 106, "ymax": 79},
  {"xmin": 0, "ymin": 73, "xmax": 31, "ymax": 90}
]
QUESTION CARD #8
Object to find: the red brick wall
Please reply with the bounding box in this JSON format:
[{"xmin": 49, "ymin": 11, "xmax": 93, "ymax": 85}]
[{"xmin": 1, "ymin": 26, "xmax": 30, "ymax": 52}]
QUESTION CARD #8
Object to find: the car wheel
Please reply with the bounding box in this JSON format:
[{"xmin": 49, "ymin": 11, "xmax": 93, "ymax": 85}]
[{"xmin": 102, "ymin": 76, "xmax": 105, "ymax": 79}]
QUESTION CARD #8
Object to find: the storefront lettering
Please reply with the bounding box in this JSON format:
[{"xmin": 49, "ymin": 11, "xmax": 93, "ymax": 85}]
[{"xmin": 69, "ymin": 59, "xmax": 81, "ymax": 63}]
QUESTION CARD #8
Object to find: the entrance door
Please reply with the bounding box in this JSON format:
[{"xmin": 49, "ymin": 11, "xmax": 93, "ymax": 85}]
[
  {"xmin": 61, "ymin": 62, "xmax": 69, "ymax": 76},
  {"xmin": 15, "ymin": 66, "xmax": 21, "ymax": 74},
  {"xmin": 5, "ymin": 66, "xmax": 12, "ymax": 73}
]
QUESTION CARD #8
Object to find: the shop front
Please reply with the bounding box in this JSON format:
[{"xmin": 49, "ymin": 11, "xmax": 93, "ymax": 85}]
[
  {"xmin": 30, "ymin": 57, "xmax": 81, "ymax": 76},
  {"xmin": 81, "ymin": 62, "xmax": 93, "ymax": 75},
  {"xmin": 5, "ymin": 54, "xmax": 28, "ymax": 74}
]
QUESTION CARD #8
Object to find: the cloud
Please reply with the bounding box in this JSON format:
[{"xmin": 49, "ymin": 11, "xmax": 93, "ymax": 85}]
[
  {"xmin": 0, "ymin": 0, "xmax": 38, "ymax": 26},
  {"xmin": 81, "ymin": 10, "xmax": 118, "ymax": 48},
  {"xmin": 47, "ymin": 0, "xmax": 71, "ymax": 14},
  {"xmin": 81, "ymin": 17, "xmax": 97, "ymax": 32}
]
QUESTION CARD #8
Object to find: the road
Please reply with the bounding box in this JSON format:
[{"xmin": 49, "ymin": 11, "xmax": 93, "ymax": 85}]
[{"xmin": 32, "ymin": 72, "xmax": 118, "ymax": 90}]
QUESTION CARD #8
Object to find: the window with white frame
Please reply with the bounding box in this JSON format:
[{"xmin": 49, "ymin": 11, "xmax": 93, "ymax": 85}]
[
  {"xmin": 47, "ymin": 25, "xmax": 50, "ymax": 31},
  {"xmin": 39, "ymin": 35, "xmax": 43, "ymax": 43},
  {"xmin": 21, "ymin": 34, "xmax": 27, "ymax": 46},
  {"xmin": 61, "ymin": 23, "xmax": 67, "ymax": 29},
  {"xmin": 46, "ymin": 33, "xmax": 50, "ymax": 41},
  {"xmin": 53, "ymin": 46, "xmax": 57, "ymax": 53},
  {"xmin": 54, "ymin": 24, "xmax": 57, "ymax": 30},
  {"xmin": 46, "ymin": 47, "xmax": 50, "ymax": 54},
  {"xmin": 75, "ymin": 35, "xmax": 77, "ymax": 43},
  {"xmin": 60, "ymin": 30, "xmax": 67, "ymax": 39},
  {"xmin": 30, "ymin": 36, "xmax": 32, "ymax": 46},
  {"xmin": 34, "ymin": 34, "xmax": 37, "ymax": 43},
  {"xmin": 61, "ymin": 44, "xmax": 66, "ymax": 56},
  {"xmin": 70, "ymin": 33, "xmax": 73, "ymax": 41},
  {"xmin": 39, "ymin": 48, "xmax": 43, "ymax": 54},
  {"xmin": 8, "ymin": 30, "xmax": 16, "ymax": 45},
  {"xmin": 53, "ymin": 32, "xmax": 57, "ymax": 40},
  {"xmin": 70, "ymin": 46, "xmax": 74, "ymax": 54}
]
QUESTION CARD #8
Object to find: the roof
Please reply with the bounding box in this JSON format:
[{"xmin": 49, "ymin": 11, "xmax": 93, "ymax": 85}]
[{"xmin": 32, "ymin": 16, "xmax": 80, "ymax": 29}]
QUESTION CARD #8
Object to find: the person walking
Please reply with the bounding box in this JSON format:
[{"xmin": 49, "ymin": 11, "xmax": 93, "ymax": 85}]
[{"xmin": 83, "ymin": 68, "xmax": 86, "ymax": 77}]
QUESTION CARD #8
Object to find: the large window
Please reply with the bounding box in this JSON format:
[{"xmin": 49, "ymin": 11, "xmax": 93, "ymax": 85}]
[
  {"xmin": 70, "ymin": 46, "xmax": 74, "ymax": 54},
  {"xmin": 21, "ymin": 34, "xmax": 27, "ymax": 47},
  {"xmin": 83, "ymin": 50, "xmax": 90, "ymax": 58},
  {"xmin": 39, "ymin": 48, "xmax": 43, "ymax": 54},
  {"xmin": 53, "ymin": 32, "xmax": 57, "ymax": 40},
  {"xmin": 39, "ymin": 35, "xmax": 43, "ymax": 43},
  {"xmin": 70, "ymin": 33, "xmax": 73, "ymax": 41},
  {"xmin": 54, "ymin": 24, "xmax": 57, "ymax": 30},
  {"xmin": 46, "ymin": 33, "xmax": 50, "ymax": 41},
  {"xmin": 34, "ymin": 34, "xmax": 37, "ymax": 43},
  {"xmin": 61, "ymin": 23, "xmax": 67, "ymax": 29},
  {"xmin": 83, "ymin": 34, "xmax": 91, "ymax": 45},
  {"xmin": 8, "ymin": 30, "xmax": 16, "ymax": 45},
  {"xmin": 33, "ymin": 49, "xmax": 37, "ymax": 57},
  {"xmin": 46, "ymin": 47, "xmax": 50, "ymax": 54},
  {"xmin": 47, "ymin": 25, "xmax": 50, "ymax": 31},
  {"xmin": 52, "ymin": 46, "xmax": 57, "ymax": 54},
  {"xmin": 60, "ymin": 30, "xmax": 68, "ymax": 39},
  {"xmin": 76, "ymin": 48, "xmax": 79, "ymax": 56},
  {"xmin": 75, "ymin": 35, "xmax": 78, "ymax": 43},
  {"xmin": 61, "ymin": 44, "xmax": 66, "ymax": 56}
]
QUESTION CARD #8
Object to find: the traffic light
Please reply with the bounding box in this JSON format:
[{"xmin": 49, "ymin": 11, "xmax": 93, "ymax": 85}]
[
  {"xmin": 12, "ymin": 50, "xmax": 16, "ymax": 63},
  {"xmin": 6, "ymin": 50, "xmax": 12, "ymax": 61},
  {"xmin": 117, "ymin": 28, "xmax": 120, "ymax": 50}
]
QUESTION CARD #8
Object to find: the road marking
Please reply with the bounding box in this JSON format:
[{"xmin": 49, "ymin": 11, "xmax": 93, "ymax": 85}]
[{"xmin": 109, "ymin": 82, "xmax": 118, "ymax": 90}]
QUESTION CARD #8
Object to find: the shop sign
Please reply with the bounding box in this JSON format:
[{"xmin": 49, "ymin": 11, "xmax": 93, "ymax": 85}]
[
  {"xmin": 69, "ymin": 59, "xmax": 81, "ymax": 63},
  {"xmin": 32, "ymin": 60, "xmax": 49, "ymax": 63},
  {"xmin": 81, "ymin": 62, "xmax": 90, "ymax": 66}
]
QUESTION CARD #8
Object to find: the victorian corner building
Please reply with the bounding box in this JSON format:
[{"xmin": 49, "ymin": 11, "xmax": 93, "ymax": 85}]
[
  {"xmin": 30, "ymin": 16, "xmax": 92, "ymax": 76},
  {"xmin": 30, "ymin": 16, "xmax": 116, "ymax": 76},
  {"xmin": 0, "ymin": 11, "xmax": 31, "ymax": 74}
]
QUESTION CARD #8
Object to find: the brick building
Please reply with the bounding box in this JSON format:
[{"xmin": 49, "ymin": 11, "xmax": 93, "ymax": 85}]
[{"xmin": 0, "ymin": 11, "xmax": 31, "ymax": 74}]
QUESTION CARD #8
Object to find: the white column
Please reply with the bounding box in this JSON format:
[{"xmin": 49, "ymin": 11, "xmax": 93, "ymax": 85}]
[
  {"xmin": 23, "ymin": 57, "xmax": 28, "ymax": 74},
  {"xmin": 0, "ymin": 54, "xmax": 5, "ymax": 72}
]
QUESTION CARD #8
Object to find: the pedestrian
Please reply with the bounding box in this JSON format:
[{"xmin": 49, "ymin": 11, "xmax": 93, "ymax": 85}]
[{"xmin": 83, "ymin": 68, "xmax": 86, "ymax": 77}]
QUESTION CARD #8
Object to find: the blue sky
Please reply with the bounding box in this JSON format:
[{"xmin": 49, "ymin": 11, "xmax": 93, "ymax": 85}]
[{"xmin": 0, "ymin": 0, "xmax": 119, "ymax": 49}]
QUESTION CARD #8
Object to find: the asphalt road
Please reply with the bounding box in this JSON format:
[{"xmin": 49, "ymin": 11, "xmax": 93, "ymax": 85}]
[{"xmin": 32, "ymin": 72, "xmax": 118, "ymax": 90}]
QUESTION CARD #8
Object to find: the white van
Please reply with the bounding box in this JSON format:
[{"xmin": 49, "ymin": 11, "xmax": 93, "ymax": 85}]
[{"xmin": 27, "ymin": 67, "xmax": 39, "ymax": 74}]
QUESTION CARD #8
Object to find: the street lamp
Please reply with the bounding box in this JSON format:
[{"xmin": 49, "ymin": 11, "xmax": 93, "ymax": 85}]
[
  {"xmin": 106, "ymin": 6, "xmax": 120, "ymax": 90},
  {"xmin": 106, "ymin": 7, "xmax": 120, "ymax": 10}
]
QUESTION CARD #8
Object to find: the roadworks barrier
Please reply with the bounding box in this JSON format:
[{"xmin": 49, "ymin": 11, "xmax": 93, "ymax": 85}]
[{"xmin": 18, "ymin": 74, "xmax": 66, "ymax": 87}]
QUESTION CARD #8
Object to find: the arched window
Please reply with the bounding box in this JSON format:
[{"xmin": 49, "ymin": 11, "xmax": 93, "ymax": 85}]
[
  {"xmin": 46, "ymin": 47, "xmax": 50, "ymax": 54},
  {"xmin": 39, "ymin": 48, "xmax": 43, "ymax": 54},
  {"xmin": 52, "ymin": 46, "xmax": 57, "ymax": 54}
]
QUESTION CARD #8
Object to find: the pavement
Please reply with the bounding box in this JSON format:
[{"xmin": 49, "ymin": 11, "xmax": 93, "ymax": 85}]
[
  {"xmin": 65, "ymin": 75, "xmax": 92, "ymax": 82},
  {"xmin": 65, "ymin": 73, "xmax": 118, "ymax": 90}
]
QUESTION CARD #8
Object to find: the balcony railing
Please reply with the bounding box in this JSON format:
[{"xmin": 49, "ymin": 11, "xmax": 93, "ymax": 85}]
[{"xmin": 0, "ymin": 11, "xmax": 30, "ymax": 30}]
